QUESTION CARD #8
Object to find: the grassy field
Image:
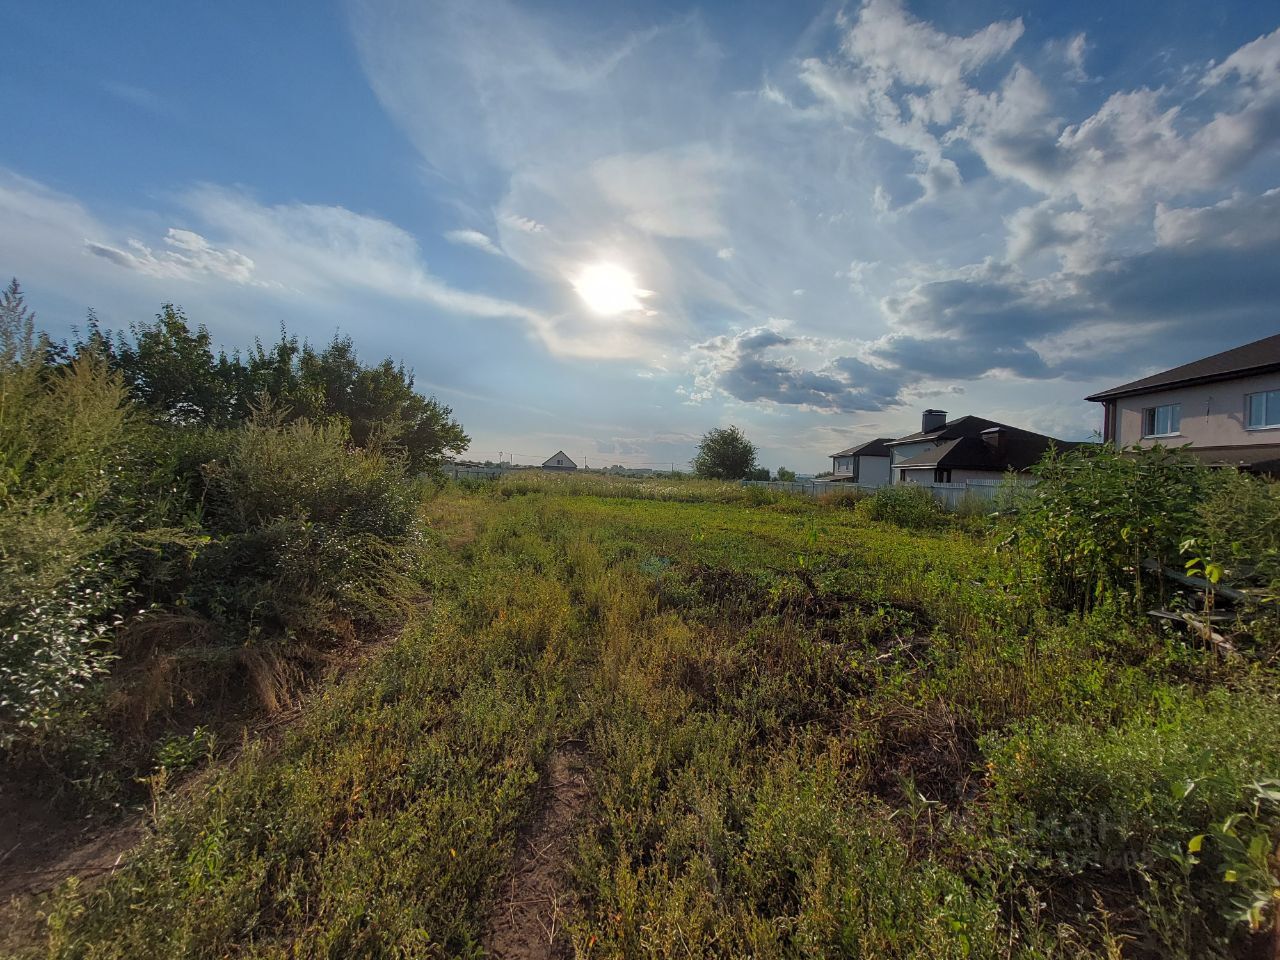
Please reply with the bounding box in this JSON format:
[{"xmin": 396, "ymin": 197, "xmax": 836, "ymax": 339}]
[{"xmin": 21, "ymin": 474, "xmax": 1280, "ymax": 959}]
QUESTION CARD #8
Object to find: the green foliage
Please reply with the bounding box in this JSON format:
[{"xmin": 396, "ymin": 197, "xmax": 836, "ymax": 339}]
[
  {"xmin": 190, "ymin": 407, "xmax": 421, "ymax": 649},
  {"xmin": 1006, "ymin": 443, "xmax": 1211, "ymax": 612},
  {"xmin": 1, "ymin": 283, "xmax": 455, "ymax": 778},
  {"xmin": 985, "ymin": 688, "xmax": 1280, "ymax": 956},
  {"xmin": 856, "ymin": 482, "xmax": 948, "ymax": 529},
  {"xmin": 775, "ymin": 466, "xmax": 796, "ymax": 482},
  {"xmin": 152, "ymin": 726, "xmax": 217, "ymax": 776},
  {"xmin": 32, "ymin": 476, "xmax": 1280, "ymax": 957},
  {"xmin": 71, "ymin": 311, "xmax": 469, "ymax": 472},
  {"xmin": 691, "ymin": 424, "xmax": 758, "ymax": 480},
  {"xmin": 0, "ymin": 332, "xmax": 132, "ymax": 745}
]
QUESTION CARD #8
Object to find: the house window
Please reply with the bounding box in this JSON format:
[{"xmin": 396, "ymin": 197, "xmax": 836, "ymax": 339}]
[
  {"xmin": 556, "ymin": 459, "xmax": 563, "ymax": 465},
  {"xmin": 933, "ymin": 468, "xmax": 952, "ymax": 483},
  {"xmin": 900, "ymin": 469, "xmax": 907, "ymax": 482},
  {"xmin": 1142, "ymin": 403, "xmax": 1181, "ymax": 438},
  {"xmin": 1247, "ymin": 390, "xmax": 1280, "ymax": 429}
]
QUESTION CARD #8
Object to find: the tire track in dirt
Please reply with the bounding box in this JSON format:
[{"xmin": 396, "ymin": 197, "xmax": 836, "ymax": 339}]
[{"xmin": 483, "ymin": 742, "xmax": 590, "ymax": 960}]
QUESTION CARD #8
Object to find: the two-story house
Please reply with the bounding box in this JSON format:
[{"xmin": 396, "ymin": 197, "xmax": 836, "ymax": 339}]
[
  {"xmin": 886, "ymin": 410, "xmax": 1080, "ymax": 484},
  {"xmin": 828, "ymin": 438, "xmax": 894, "ymax": 487},
  {"xmin": 1085, "ymin": 332, "xmax": 1280, "ymax": 474}
]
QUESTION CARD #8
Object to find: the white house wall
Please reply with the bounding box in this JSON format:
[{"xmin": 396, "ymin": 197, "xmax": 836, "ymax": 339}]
[
  {"xmin": 859, "ymin": 455, "xmax": 891, "ymax": 488},
  {"xmin": 888, "ymin": 440, "xmax": 941, "ymax": 483}
]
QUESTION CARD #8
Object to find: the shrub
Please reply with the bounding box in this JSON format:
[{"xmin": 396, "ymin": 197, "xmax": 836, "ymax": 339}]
[
  {"xmin": 985, "ymin": 688, "xmax": 1280, "ymax": 956},
  {"xmin": 1005, "ymin": 443, "xmax": 1211, "ymax": 613},
  {"xmin": 0, "ymin": 351, "xmax": 132, "ymax": 747},
  {"xmin": 817, "ymin": 486, "xmax": 868, "ymax": 510},
  {"xmin": 856, "ymin": 483, "xmax": 948, "ymax": 529},
  {"xmin": 190, "ymin": 408, "xmax": 421, "ymax": 654}
]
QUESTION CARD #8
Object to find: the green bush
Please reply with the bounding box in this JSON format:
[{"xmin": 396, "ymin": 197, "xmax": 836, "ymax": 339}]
[
  {"xmin": 190, "ymin": 409, "xmax": 421, "ymax": 652},
  {"xmin": 0, "ymin": 351, "xmax": 132, "ymax": 746},
  {"xmin": 985, "ymin": 688, "xmax": 1280, "ymax": 955},
  {"xmin": 856, "ymin": 483, "xmax": 948, "ymax": 529},
  {"xmin": 1005, "ymin": 443, "xmax": 1211, "ymax": 613}
]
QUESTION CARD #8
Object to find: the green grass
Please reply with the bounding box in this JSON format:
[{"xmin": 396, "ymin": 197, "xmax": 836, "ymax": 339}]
[{"xmin": 30, "ymin": 476, "xmax": 1280, "ymax": 959}]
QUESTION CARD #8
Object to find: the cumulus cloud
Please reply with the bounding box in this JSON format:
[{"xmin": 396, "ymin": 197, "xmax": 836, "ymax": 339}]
[
  {"xmin": 691, "ymin": 325, "xmax": 902, "ymax": 413},
  {"xmin": 1154, "ymin": 189, "xmax": 1280, "ymax": 249}
]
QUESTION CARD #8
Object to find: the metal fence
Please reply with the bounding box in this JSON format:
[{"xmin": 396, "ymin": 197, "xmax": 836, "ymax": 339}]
[{"xmin": 739, "ymin": 477, "xmax": 1015, "ymax": 508}]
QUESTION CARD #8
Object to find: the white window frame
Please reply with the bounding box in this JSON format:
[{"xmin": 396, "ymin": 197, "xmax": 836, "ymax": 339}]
[
  {"xmin": 1246, "ymin": 389, "xmax": 1280, "ymax": 431},
  {"xmin": 1142, "ymin": 402, "xmax": 1182, "ymax": 438}
]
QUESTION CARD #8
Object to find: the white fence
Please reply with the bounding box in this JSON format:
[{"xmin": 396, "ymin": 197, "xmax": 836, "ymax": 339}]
[{"xmin": 740, "ymin": 477, "xmax": 1013, "ymax": 507}]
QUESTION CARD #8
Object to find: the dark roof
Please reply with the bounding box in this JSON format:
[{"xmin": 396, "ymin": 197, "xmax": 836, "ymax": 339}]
[
  {"xmin": 1085, "ymin": 332, "xmax": 1280, "ymax": 402},
  {"xmin": 895, "ymin": 430, "xmax": 1086, "ymax": 473},
  {"xmin": 831, "ymin": 437, "xmax": 895, "ymax": 458},
  {"xmin": 885, "ymin": 415, "xmax": 1005, "ymax": 446}
]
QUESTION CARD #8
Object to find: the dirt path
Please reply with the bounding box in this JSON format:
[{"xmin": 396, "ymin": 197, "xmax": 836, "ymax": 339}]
[{"xmin": 483, "ymin": 742, "xmax": 591, "ymax": 960}]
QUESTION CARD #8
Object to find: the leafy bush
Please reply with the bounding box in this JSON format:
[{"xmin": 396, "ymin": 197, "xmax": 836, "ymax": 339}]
[
  {"xmin": 985, "ymin": 688, "xmax": 1280, "ymax": 955},
  {"xmin": 0, "ymin": 344, "xmax": 132, "ymax": 746},
  {"xmin": 190, "ymin": 408, "xmax": 421, "ymax": 653},
  {"xmin": 1006, "ymin": 443, "xmax": 1211, "ymax": 613},
  {"xmin": 856, "ymin": 483, "xmax": 948, "ymax": 529}
]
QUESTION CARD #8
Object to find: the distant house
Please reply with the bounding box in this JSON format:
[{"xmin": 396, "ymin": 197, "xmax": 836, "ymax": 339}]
[
  {"xmin": 1085, "ymin": 333, "xmax": 1280, "ymax": 474},
  {"xmin": 541, "ymin": 450, "xmax": 578, "ymax": 471},
  {"xmin": 887, "ymin": 410, "xmax": 1079, "ymax": 484},
  {"xmin": 828, "ymin": 438, "xmax": 894, "ymax": 487}
]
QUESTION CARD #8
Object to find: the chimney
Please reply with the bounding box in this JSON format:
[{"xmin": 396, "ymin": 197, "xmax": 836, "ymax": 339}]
[
  {"xmin": 982, "ymin": 426, "xmax": 1006, "ymax": 456},
  {"xmin": 921, "ymin": 409, "xmax": 947, "ymax": 433}
]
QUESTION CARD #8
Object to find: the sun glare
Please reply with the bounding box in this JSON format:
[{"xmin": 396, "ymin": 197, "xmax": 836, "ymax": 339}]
[{"xmin": 572, "ymin": 262, "xmax": 647, "ymax": 316}]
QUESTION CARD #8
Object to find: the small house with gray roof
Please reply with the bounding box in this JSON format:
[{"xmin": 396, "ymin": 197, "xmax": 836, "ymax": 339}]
[
  {"xmin": 541, "ymin": 450, "xmax": 578, "ymax": 471},
  {"xmin": 828, "ymin": 437, "xmax": 895, "ymax": 487}
]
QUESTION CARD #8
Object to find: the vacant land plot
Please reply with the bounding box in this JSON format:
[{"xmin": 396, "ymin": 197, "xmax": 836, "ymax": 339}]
[{"xmin": 21, "ymin": 476, "xmax": 1280, "ymax": 959}]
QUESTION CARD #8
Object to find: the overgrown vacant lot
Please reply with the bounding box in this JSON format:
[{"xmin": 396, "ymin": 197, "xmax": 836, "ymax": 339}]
[{"xmin": 27, "ymin": 475, "xmax": 1280, "ymax": 959}]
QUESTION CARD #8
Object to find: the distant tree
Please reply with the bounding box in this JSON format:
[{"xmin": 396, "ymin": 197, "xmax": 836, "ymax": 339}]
[
  {"xmin": 69, "ymin": 312, "xmax": 470, "ymax": 473},
  {"xmin": 776, "ymin": 466, "xmax": 796, "ymax": 482},
  {"xmin": 744, "ymin": 467, "xmax": 771, "ymax": 481},
  {"xmin": 691, "ymin": 425, "xmax": 758, "ymax": 480}
]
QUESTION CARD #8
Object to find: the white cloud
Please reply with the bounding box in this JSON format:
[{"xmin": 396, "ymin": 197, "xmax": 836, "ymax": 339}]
[
  {"xmin": 840, "ymin": 0, "xmax": 1023, "ymax": 93},
  {"xmin": 444, "ymin": 228, "xmax": 504, "ymax": 256},
  {"xmin": 86, "ymin": 229, "xmax": 257, "ymax": 284},
  {"xmin": 1154, "ymin": 189, "xmax": 1280, "ymax": 249},
  {"xmin": 591, "ymin": 144, "xmax": 727, "ymax": 240}
]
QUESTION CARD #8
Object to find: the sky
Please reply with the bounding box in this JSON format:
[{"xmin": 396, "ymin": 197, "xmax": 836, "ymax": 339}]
[{"xmin": 2, "ymin": 1, "xmax": 1279, "ymax": 473}]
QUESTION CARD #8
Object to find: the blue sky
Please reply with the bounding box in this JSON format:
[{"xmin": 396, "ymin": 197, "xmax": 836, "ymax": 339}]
[{"xmin": 3, "ymin": 1, "xmax": 1279, "ymax": 472}]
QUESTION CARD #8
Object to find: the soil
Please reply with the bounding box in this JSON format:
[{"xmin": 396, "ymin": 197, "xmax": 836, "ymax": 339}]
[
  {"xmin": 483, "ymin": 742, "xmax": 591, "ymax": 960},
  {"xmin": 0, "ymin": 789, "xmax": 144, "ymax": 903}
]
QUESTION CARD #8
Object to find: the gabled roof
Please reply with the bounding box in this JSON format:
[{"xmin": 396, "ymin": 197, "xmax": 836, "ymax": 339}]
[
  {"xmin": 895, "ymin": 430, "xmax": 1086, "ymax": 473},
  {"xmin": 542, "ymin": 450, "xmax": 577, "ymax": 467},
  {"xmin": 885, "ymin": 415, "xmax": 1004, "ymax": 446},
  {"xmin": 1085, "ymin": 332, "xmax": 1280, "ymax": 402},
  {"xmin": 831, "ymin": 437, "xmax": 895, "ymax": 458}
]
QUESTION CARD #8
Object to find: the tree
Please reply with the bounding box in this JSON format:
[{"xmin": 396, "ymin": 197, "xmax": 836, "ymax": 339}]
[
  {"xmin": 69, "ymin": 314, "xmax": 470, "ymax": 473},
  {"xmin": 691, "ymin": 425, "xmax": 758, "ymax": 480},
  {"xmin": 776, "ymin": 466, "xmax": 796, "ymax": 482},
  {"xmin": 0, "ymin": 278, "xmax": 38, "ymax": 364}
]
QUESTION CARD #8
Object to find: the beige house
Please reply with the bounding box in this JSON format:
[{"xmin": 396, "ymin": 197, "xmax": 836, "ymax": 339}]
[{"xmin": 1085, "ymin": 332, "xmax": 1280, "ymax": 474}]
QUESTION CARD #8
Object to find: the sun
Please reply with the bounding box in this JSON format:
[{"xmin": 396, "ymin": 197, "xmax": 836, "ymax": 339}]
[{"xmin": 572, "ymin": 262, "xmax": 648, "ymax": 316}]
